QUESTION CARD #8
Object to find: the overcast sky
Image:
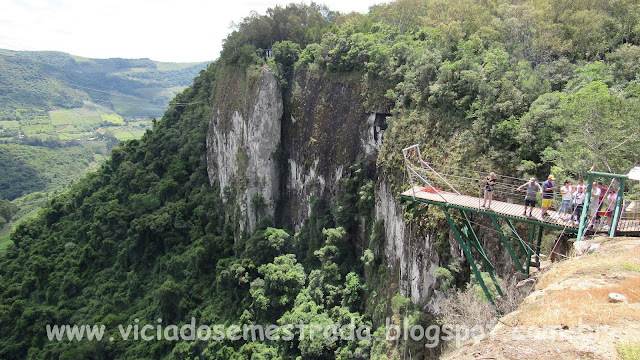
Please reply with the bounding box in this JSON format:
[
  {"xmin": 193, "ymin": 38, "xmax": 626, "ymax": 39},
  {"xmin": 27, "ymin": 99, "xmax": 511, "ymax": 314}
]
[{"xmin": 0, "ymin": 0, "xmax": 384, "ymax": 63}]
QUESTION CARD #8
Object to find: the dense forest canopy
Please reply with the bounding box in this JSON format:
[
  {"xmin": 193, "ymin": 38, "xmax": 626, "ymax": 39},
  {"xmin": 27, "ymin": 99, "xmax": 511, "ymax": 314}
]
[
  {"xmin": 1, "ymin": 0, "xmax": 639, "ymax": 359},
  {"xmin": 0, "ymin": 50, "xmax": 210, "ymax": 246}
]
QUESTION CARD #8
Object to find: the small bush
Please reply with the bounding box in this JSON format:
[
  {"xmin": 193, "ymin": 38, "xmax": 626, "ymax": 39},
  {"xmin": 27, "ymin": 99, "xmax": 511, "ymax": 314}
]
[
  {"xmin": 617, "ymin": 341, "xmax": 640, "ymax": 360},
  {"xmin": 438, "ymin": 277, "xmax": 533, "ymax": 343},
  {"xmin": 435, "ymin": 267, "xmax": 454, "ymax": 292}
]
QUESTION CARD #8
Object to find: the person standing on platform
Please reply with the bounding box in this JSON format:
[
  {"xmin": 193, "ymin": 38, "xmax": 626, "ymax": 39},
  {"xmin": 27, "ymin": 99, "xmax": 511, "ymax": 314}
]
[
  {"xmin": 602, "ymin": 189, "xmax": 618, "ymax": 231},
  {"xmin": 517, "ymin": 177, "xmax": 541, "ymax": 217},
  {"xmin": 572, "ymin": 186, "xmax": 586, "ymax": 223},
  {"xmin": 541, "ymin": 175, "xmax": 557, "ymax": 218},
  {"xmin": 482, "ymin": 172, "xmax": 496, "ymax": 210},
  {"xmin": 559, "ymin": 180, "xmax": 573, "ymax": 219},
  {"xmin": 575, "ymin": 179, "xmax": 587, "ymax": 193},
  {"xmin": 572, "ymin": 179, "xmax": 586, "ymax": 216},
  {"xmin": 589, "ymin": 181, "xmax": 603, "ymax": 222}
]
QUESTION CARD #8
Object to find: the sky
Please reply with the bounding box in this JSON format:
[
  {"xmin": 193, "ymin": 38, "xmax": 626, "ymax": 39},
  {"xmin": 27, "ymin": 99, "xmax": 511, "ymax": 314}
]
[{"xmin": 0, "ymin": 0, "xmax": 385, "ymax": 63}]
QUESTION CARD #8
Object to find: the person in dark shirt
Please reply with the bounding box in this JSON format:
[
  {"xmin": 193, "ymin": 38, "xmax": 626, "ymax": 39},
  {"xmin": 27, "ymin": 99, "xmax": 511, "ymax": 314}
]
[
  {"xmin": 541, "ymin": 175, "xmax": 557, "ymax": 218},
  {"xmin": 482, "ymin": 172, "xmax": 496, "ymax": 209}
]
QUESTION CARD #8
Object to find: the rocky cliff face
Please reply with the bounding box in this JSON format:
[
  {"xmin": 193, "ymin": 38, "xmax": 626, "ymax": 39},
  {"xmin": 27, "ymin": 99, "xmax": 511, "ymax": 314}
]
[
  {"xmin": 206, "ymin": 67, "xmax": 450, "ymax": 306},
  {"xmin": 375, "ymin": 179, "xmax": 442, "ymax": 308},
  {"xmin": 206, "ymin": 69, "xmax": 283, "ymax": 234},
  {"xmin": 278, "ymin": 71, "xmax": 384, "ymax": 228}
]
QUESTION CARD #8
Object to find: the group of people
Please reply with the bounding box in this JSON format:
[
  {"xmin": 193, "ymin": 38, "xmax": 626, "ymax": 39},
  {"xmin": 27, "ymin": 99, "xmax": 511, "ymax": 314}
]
[
  {"xmin": 481, "ymin": 173, "xmax": 620, "ymax": 228},
  {"xmin": 515, "ymin": 175, "xmax": 588, "ymax": 221}
]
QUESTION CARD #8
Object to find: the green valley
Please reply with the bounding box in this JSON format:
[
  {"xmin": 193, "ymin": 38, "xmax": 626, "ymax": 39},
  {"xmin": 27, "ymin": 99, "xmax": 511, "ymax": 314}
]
[{"xmin": 0, "ymin": 50, "xmax": 209, "ymax": 247}]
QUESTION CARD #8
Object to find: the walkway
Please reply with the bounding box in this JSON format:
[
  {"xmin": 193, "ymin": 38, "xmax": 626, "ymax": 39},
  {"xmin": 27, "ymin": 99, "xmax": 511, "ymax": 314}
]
[{"xmin": 401, "ymin": 187, "xmax": 640, "ymax": 235}]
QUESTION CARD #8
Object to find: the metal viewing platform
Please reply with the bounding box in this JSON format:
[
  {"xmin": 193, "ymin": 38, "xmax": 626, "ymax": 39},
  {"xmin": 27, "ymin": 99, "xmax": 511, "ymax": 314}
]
[{"xmin": 400, "ymin": 144, "xmax": 639, "ymax": 306}]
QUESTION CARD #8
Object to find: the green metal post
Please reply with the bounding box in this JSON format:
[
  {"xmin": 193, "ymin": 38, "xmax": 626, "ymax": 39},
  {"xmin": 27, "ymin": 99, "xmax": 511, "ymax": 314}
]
[
  {"xmin": 610, "ymin": 177, "xmax": 626, "ymax": 238},
  {"xmin": 460, "ymin": 210, "xmax": 481, "ymax": 249},
  {"xmin": 577, "ymin": 173, "xmax": 594, "ymax": 241},
  {"xmin": 536, "ymin": 226, "xmax": 543, "ymax": 263},
  {"xmin": 489, "ymin": 216, "xmax": 526, "ymax": 274},
  {"xmin": 441, "ymin": 206, "xmax": 496, "ymax": 306},
  {"xmin": 460, "ymin": 210, "xmax": 494, "ymax": 270},
  {"xmin": 505, "ymin": 219, "xmax": 528, "ymax": 255},
  {"xmin": 527, "ymin": 224, "xmax": 535, "ymax": 274},
  {"xmin": 460, "ymin": 210, "xmax": 503, "ymax": 296}
]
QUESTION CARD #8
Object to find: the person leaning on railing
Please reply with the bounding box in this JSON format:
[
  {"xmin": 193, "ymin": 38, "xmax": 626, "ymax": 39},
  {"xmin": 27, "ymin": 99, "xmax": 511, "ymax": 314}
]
[{"xmin": 517, "ymin": 177, "xmax": 541, "ymax": 217}]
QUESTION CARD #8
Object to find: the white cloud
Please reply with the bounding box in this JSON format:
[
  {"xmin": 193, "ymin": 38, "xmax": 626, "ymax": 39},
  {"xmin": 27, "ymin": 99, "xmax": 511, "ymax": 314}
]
[{"xmin": 0, "ymin": 0, "xmax": 383, "ymax": 62}]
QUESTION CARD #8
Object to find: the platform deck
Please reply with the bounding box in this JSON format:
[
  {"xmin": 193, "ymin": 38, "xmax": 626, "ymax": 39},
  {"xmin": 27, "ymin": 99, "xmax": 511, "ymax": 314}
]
[{"xmin": 401, "ymin": 187, "xmax": 640, "ymax": 234}]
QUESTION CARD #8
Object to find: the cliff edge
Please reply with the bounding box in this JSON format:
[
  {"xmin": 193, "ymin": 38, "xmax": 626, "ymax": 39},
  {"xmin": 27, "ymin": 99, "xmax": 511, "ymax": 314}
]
[{"xmin": 443, "ymin": 236, "xmax": 640, "ymax": 360}]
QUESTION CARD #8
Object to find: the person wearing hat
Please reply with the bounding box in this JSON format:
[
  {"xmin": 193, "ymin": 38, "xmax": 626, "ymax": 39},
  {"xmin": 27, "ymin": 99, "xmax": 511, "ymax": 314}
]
[
  {"xmin": 517, "ymin": 177, "xmax": 541, "ymax": 217},
  {"xmin": 541, "ymin": 175, "xmax": 557, "ymax": 218}
]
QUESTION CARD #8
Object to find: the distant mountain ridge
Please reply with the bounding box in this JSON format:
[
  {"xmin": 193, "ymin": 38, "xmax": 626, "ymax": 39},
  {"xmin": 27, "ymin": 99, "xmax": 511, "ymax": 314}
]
[{"xmin": 0, "ymin": 49, "xmax": 210, "ymax": 120}]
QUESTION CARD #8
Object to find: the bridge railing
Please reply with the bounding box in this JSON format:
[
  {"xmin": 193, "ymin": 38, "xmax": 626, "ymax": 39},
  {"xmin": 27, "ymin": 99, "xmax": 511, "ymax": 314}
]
[
  {"xmin": 402, "ymin": 145, "xmax": 460, "ymax": 203},
  {"xmin": 403, "ymin": 147, "xmax": 547, "ymax": 205}
]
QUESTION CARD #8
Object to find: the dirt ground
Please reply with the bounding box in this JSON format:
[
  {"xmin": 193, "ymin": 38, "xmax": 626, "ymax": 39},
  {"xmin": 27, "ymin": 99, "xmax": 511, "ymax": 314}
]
[{"xmin": 442, "ymin": 237, "xmax": 640, "ymax": 360}]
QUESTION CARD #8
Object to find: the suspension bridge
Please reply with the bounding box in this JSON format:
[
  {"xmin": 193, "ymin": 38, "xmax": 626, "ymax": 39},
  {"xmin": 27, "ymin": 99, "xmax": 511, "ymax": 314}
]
[{"xmin": 400, "ymin": 144, "xmax": 640, "ymax": 305}]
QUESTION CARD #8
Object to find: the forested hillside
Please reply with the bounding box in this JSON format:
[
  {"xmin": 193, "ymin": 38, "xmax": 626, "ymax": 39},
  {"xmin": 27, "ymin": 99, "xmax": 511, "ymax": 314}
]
[
  {"xmin": 0, "ymin": 50, "xmax": 209, "ymax": 249},
  {"xmin": 0, "ymin": 50, "xmax": 208, "ymax": 120},
  {"xmin": 1, "ymin": 0, "xmax": 639, "ymax": 359}
]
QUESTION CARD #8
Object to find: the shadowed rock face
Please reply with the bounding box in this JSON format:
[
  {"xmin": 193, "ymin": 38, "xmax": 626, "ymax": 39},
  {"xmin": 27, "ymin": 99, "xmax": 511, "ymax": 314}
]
[
  {"xmin": 279, "ymin": 71, "xmax": 374, "ymax": 229},
  {"xmin": 206, "ymin": 69, "xmax": 283, "ymax": 234}
]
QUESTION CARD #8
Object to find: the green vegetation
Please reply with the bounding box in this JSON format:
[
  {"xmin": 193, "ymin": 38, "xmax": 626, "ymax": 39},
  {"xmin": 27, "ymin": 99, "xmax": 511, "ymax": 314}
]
[
  {"xmin": 618, "ymin": 341, "xmax": 640, "ymax": 360},
  {"xmin": 622, "ymin": 263, "xmax": 640, "ymax": 272},
  {"xmin": 0, "ymin": 50, "xmax": 209, "ymax": 241},
  {"xmin": 1, "ymin": 0, "xmax": 640, "ymax": 358},
  {"xmin": 0, "ymin": 199, "xmax": 18, "ymax": 231},
  {"xmin": 0, "ymin": 144, "xmax": 95, "ymax": 200},
  {"xmin": 0, "ymin": 54, "xmax": 404, "ymax": 358}
]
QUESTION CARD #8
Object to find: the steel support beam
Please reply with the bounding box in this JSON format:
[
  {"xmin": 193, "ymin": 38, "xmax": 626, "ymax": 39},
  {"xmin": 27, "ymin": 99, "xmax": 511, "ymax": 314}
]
[
  {"xmin": 527, "ymin": 224, "xmax": 535, "ymax": 274},
  {"xmin": 441, "ymin": 206, "xmax": 497, "ymax": 306},
  {"xmin": 610, "ymin": 177, "xmax": 626, "ymax": 238},
  {"xmin": 505, "ymin": 219, "xmax": 528, "ymax": 255},
  {"xmin": 460, "ymin": 210, "xmax": 503, "ymax": 297},
  {"xmin": 536, "ymin": 226, "xmax": 544, "ymax": 263},
  {"xmin": 459, "ymin": 210, "xmax": 494, "ymax": 271},
  {"xmin": 489, "ymin": 216, "xmax": 526, "ymax": 274}
]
